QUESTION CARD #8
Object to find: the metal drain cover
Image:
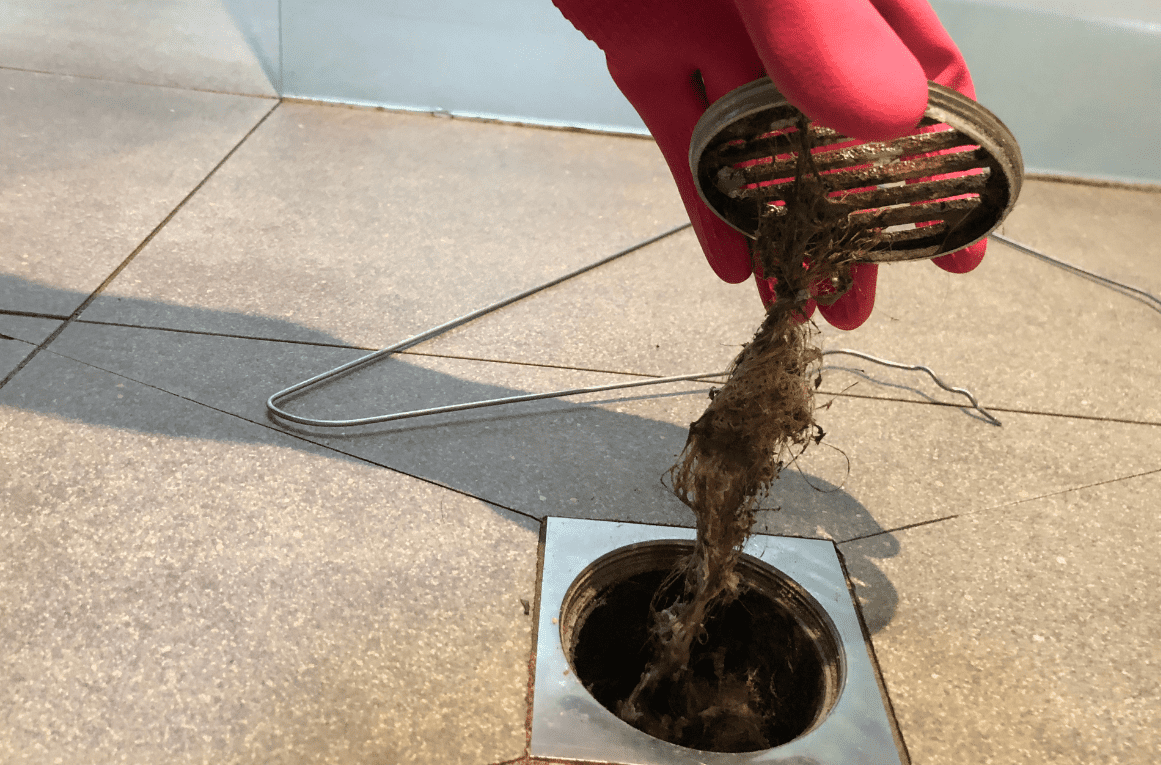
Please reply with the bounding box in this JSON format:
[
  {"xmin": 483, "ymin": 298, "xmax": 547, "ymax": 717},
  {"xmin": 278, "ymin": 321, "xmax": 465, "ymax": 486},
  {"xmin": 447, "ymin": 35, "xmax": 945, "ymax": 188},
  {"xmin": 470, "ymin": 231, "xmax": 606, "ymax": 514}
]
[
  {"xmin": 689, "ymin": 78, "xmax": 1023, "ymax": 263},
  {"xmin": 531, "ymin": 517, "xmax": 907, "ymax": 764}
]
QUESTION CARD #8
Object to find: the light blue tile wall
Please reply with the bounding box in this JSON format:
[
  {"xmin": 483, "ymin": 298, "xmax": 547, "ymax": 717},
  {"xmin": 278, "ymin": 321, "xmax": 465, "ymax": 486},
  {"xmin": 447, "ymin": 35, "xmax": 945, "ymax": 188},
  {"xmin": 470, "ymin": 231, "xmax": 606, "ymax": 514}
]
[
  {"xmin": 280, "ymin": 0, "xmax": 646, "ymax": 134},
  {"xmin": 930, "ymin": 0, "xmax": 1161, "ymax": 185},
  {"xmin": 222, "ymin": 0, "xmax": 282, "ymax": 92},
  {"xmin": 260, "ymin": 0, "xmax": 1159, "ymax": 183}
]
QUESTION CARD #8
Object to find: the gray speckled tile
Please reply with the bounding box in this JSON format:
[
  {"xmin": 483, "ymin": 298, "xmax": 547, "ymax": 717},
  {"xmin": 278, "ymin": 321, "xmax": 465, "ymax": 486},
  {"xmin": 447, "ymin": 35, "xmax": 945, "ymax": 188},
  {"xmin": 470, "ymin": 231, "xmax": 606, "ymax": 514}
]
[
  {"xmin": 752, "ymin": 392, "xmax": 1161, "ymax": 541},
  {"xmin": 0, "ymin": 351, "xmax": 536, "ymax": 765},
  {"xmin": 0, "ymin": 68, "xmax": 276, "ymax": 317},
  {"xmin": 999, "ymin": 179, "xmax": 1161, "ymax": 296},
  {"xmin": 79, "ymin": 101, "xmax": 687, "ymax": 349},
  {"xmin": 0, "ymin": 0, "xmax": 277, "ymax": 96},
  {"xmin": 838, "ymin": 470, "xmax": 1161, "ymax": 764},
  {"xmin": 811, "ymin": 226, "xmax": 1161, "ymax": 423},
  {"xmin": 0, "ymin": 336, "xmax": 32, "ymax": 379},
  {"xmin": 45, "ymin": 321, "xmax": 1161, "ymax": 539},
  {"xmin": 0, "ymin": 315, "xmax": 60, "ymax": 378},
  {"xmin": 421, "ymin": 226, "xmax": 766, "ymax": 379},
  {"xmin": 0, "ymin": 314, "xmax": 61, "ymax": 345},
  {"xmin": 420, "ymin": 179, "xmax": 1161, "ymax": 424}
]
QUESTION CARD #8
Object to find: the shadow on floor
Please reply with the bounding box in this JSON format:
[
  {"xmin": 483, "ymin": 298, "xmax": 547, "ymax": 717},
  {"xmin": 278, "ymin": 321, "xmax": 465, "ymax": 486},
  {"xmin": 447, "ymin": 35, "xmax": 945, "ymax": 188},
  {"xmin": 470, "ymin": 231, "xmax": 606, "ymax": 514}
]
[{"xmin": 2, "ymin": 276, "xmax": 901, "ymax": 632}]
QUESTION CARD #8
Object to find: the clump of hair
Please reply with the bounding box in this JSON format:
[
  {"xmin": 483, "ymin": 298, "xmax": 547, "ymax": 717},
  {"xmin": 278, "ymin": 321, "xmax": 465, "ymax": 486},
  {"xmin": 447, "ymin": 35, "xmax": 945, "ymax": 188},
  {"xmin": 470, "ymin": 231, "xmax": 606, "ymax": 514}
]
[{"xmin": 615, "ymin": 118, "xmax": 880, "ymax": 749}]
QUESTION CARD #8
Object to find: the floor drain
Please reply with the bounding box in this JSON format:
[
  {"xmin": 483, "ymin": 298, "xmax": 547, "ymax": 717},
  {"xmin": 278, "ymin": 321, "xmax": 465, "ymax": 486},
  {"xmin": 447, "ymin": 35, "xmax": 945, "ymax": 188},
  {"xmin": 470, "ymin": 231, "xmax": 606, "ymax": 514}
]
[
  {"xmin": 532, "ymin": 517, "xmax": 908, "ymax": 764},
  {"xmin": 562, "ymin": 540, "xmax": 842, "ymax": 752}
]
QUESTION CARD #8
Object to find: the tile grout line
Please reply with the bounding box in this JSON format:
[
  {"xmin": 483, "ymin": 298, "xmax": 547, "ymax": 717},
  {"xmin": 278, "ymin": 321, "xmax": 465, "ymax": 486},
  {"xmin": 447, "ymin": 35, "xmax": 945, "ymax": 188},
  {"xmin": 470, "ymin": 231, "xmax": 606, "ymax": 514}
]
[
  {"xmin": 0, "ymin": 309, "xmax": 69, "ymax": 321},
  {"xmin": 0, "ymin": 99, "xmax": 283, "ymax": 391},
  {"xmin": 839, "ymin": 465, "xmax": 1161, "ymax": 545},
  {"xmin": 975, "ymin": 465, "xmax": 1161, "ymax": 515},
  {"xmin": 519, "ymin": 520, "xmax": 549, "ymax": 763},
  {"xmin": 839, "ymin": 514, "xmax": 962, "ymax": 545},
  {"xmin": 0, "ymin": 63, "xmax": 280, "ymax": 101},
  {"xmin": 831, "ymin": 545, "xmax": 914, "ymax": 765}
]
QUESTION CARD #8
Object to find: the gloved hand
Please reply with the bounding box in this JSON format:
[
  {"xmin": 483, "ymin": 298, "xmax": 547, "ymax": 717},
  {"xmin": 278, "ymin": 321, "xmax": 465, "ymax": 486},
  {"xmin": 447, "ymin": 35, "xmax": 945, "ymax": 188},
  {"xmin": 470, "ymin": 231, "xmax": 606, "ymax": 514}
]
[{"xmin": 552, "ymin": 0, "xmax": 987, "ymax": 330}]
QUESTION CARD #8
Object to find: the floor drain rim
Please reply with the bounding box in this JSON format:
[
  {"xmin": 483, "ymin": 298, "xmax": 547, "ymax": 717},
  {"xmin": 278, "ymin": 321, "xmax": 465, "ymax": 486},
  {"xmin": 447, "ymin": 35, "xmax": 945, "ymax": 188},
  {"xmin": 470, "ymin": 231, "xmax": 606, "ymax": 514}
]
[
  {"xmin": 559, "ymin": 538, "xmax": 847, "ymax": 750},
  {"xmin": 531, "ymin": 517, "xmax": 908, "ymax": 765}
]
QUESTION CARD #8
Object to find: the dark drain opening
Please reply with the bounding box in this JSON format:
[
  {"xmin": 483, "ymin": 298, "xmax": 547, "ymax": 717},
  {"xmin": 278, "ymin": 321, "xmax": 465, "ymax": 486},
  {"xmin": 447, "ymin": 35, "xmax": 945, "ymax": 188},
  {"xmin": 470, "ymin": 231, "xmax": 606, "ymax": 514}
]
[{"xmin": 560, "ymin": 541, "xmax": 844, "ymax": 753}]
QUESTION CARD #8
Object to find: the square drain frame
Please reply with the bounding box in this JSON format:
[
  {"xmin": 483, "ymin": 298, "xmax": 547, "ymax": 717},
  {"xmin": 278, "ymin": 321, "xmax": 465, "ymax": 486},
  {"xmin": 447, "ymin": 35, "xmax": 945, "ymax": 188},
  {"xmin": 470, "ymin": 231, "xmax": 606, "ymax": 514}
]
[{"xmin": 532, "ymin": 517, "xmax": 908, "ymax": 764}]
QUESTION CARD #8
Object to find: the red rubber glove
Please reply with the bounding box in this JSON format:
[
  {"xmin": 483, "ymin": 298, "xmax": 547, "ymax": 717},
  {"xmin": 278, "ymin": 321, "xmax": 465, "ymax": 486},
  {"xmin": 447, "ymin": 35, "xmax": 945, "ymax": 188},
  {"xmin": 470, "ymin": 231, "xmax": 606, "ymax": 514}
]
[{"xmin": 552, "ymin": 0, "xmax": 987, "ymax": 330}]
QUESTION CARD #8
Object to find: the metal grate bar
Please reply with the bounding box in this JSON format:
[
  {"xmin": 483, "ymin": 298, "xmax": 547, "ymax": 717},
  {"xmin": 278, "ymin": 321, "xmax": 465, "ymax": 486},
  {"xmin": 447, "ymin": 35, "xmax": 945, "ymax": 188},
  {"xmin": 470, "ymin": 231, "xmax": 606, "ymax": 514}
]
[
  {"xmin": 715, "ymin": 129, "xmax": 975, "ymax": 186},
  {"xmin": 723, "ymin": 144, "xmax": 985, "ymax": 194},
  {"xmin": 849, "ymin": 196, "xmax": 981, "ymax": 229},
  {"xmin": 833, "ymin": 172, "xmax": 989, "ymax": 209},
  {"xmin": 758, "ymin": 173, "xmax": 988, "ymax": 218}
]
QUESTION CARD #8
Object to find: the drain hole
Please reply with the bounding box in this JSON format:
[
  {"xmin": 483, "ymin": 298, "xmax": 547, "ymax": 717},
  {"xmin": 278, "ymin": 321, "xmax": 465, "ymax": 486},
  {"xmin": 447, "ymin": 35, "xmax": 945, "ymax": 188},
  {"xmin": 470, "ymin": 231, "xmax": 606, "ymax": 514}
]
[{"xmin": 562, "ymin": 541, "xmax": 842, "ymax": 753}]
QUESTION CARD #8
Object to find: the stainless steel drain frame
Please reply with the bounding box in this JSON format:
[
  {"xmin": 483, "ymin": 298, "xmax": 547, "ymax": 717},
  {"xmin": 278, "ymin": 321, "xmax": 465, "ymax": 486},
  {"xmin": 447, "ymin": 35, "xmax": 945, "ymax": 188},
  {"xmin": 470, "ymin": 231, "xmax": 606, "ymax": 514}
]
[{"xmin": 532, "ymin": 517, "xmax": 908, "ymax": 764}]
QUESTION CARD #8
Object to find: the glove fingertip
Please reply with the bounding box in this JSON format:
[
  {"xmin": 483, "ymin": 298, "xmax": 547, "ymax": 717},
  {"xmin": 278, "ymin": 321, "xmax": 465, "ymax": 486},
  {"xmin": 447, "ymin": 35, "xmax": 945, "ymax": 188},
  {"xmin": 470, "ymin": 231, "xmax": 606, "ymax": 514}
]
[
  {"xmin": 816, "ymin": 302, "xmax": 869, "ymax": 331},
  {"xmin": 816, "ymin": 262, "xmax": 878, "ymax": 330},
  {"xmin": 692, "ymin": 206, "xmax": 754, "ymax": 283},
  {"xmin": 932, "ymin": 239, "xmax": 987, "ymax": 274}
]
